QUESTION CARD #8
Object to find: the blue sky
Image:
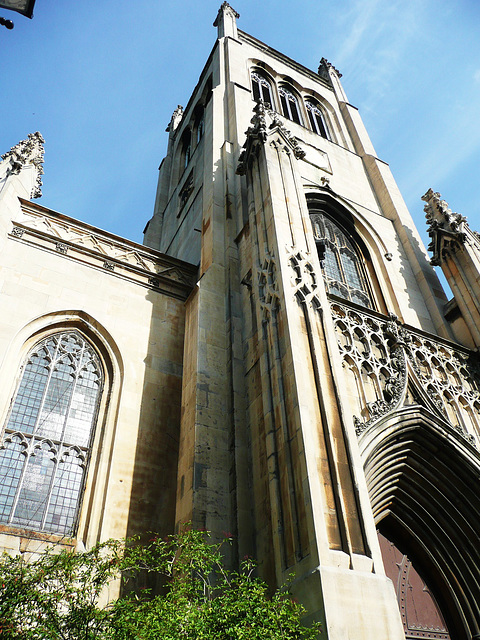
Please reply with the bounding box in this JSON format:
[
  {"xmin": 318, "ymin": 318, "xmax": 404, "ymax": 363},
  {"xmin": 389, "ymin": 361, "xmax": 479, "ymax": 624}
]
[{"xmin": 1, "ymin": 0, "xmax": 479, "ymax": 258}]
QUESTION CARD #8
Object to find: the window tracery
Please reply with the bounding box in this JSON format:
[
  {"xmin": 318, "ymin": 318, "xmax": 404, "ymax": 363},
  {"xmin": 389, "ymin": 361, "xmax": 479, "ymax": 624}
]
[
  {"xmin": 278, "ymin": 85, "xmax": 302, "ymax": 125},
  {"xmin": 331, "ymin": 303, "xmax": 480, "ymax": 446},
  {"xmin": 251, "ymin": 71, "xmax": 274, "ymax": 108},
  {"xmin": 310, "ymin": 210, "xmax": 373, "ymax": 308},
  {"xmin": 305, "ymin": 100, "xmax": 329, "ymax": 138},
  {"xmin": 0, "ymin": 331, "xmax": 103, "ymax": 536}
]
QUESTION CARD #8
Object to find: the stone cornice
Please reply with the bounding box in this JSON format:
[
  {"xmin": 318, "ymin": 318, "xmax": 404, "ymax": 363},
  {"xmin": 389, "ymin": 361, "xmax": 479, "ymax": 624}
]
[
  {"xmin": 10, "ymin": 199, "xmax": 197, "ymax": 301},
  {"xmin": 237, "ymin": 30, "xmax": 332, "ymax": 92}
]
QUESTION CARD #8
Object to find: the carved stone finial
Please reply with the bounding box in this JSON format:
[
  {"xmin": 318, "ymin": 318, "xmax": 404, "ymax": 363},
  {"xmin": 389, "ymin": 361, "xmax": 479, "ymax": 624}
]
[
  {"xmin": 268, "ymin": 111, "xmax": 306, "ymax": 160},
  {"xmin": 318, "ymin": 57, "xmax": 342, "ymax": 82},
  {"xmin": 237, "ymin": 103, "xmax": 306, "ymax": 175},
  {"xmin": 166, "ymin": 105, "xmax": 184, "ymax": 133},
  {"xmin": 320, "ymin": 176, "xmax": 330, "ymax": 188},
  {"xmin": 213, "ymin": 2, "xmax": 240, "ymax": 38},
  {"xmin": 1, "ymin": 131, "xmax": 45, "ymax": 198},
  {"xmin": 422, "ymin": 188, "xmax": 470, "ymax": 264}
]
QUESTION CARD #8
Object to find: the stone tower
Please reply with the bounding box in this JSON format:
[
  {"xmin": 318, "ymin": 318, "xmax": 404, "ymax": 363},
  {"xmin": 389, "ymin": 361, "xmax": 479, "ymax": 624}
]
[{"xmin": 143, "ymin": 4, "xmax": 480, "ymax": 639}]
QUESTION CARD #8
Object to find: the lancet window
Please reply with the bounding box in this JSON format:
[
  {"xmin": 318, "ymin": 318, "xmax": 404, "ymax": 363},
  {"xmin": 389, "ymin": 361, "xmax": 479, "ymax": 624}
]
[
  {"xmin": 251, "ymin": 71, "xmax": 274, "ymax": 108},
  {"xmin": 309, "ymin": 208, "xmax": 373, "ymax": 308},
  {"xmin": 305, "ymin": 99, "xmax": 329, "ymax": 138},
  {"xmin": 279, "ymin": 85, "xmax": 302, "ymax": 125},
  {"xmin": 0, "ymin": 331, "xmax": 103, "ymax": 536}
]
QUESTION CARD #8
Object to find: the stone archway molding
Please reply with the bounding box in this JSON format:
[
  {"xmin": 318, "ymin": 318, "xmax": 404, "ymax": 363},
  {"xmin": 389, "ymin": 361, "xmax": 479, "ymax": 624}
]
[{"xmin": 360, "ymin": 406, "xmax": 480, "ymax": 640}]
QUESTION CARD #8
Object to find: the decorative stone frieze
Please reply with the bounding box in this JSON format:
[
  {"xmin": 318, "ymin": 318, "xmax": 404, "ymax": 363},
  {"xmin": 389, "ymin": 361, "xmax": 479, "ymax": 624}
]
[
  {"xmin": 331, "ymin": 301, "xmax": 480, "ymax": 446},
  {"xmin": 9, "ymin": 200, "xmax": 197, "ymax": 300},
  {"xmin": 1, "ymin": 132, "xmax": 44, "ymax": 198}
]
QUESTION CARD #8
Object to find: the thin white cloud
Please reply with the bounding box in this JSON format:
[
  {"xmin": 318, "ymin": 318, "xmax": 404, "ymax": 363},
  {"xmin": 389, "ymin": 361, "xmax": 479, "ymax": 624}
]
[{"xmin": 333, "ymin": 0, "xmax": 429, "ymax": 109}]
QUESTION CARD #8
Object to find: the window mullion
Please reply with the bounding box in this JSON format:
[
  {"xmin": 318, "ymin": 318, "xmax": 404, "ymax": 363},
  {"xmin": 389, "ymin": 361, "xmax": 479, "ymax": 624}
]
[
  {"xmin": 8, "ymin": 340, "xmax": 58, "ymax": 525},
  {"xmin": 7, "ymin": 440, "xmax": 32, "ymax": 524},
  {"xmin": 32, "ymin": 340, "xmax": 59, "ymax": 437},
  {"xmin": 40, "ymin": 348, "xmax": 81, "ymax": 530}
]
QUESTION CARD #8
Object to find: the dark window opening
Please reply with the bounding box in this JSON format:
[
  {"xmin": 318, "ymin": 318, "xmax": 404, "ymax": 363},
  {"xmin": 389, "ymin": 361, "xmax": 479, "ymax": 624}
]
[
  {"xmin": 306, "ymin": 100, "xmax": 329, "ymax": 138},
  {"xmin": 279, "ymin": 85, "xmax": 302, "ymax": 125},
  {"xmin": 251, "ymin": 71, "xmax": 273, "ymax": 108}
]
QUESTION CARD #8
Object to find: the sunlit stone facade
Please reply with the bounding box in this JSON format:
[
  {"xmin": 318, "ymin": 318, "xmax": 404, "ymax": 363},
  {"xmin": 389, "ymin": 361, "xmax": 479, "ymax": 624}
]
[{"xmin": 1, "ymin": 4, "xmax": 480, "ymax": 639}]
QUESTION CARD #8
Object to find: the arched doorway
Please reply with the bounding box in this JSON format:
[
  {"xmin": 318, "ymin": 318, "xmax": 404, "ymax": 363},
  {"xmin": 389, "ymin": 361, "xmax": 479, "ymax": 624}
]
[{"xmin": 360, "ymin": 407, "xmax": 480, "ymax": 640}]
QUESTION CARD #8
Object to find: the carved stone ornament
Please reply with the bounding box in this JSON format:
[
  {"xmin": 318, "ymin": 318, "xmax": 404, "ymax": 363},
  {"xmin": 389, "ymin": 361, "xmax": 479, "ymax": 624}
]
[
  {"xmin": 257, "ymin": 254, "xmax": 279, "ymax": 322},
  {"xmin": 166, "ymin": 105, "xmax": 184, "ymax": 133},
  {"xmin": 55, "ymin": 242, "xmax": 68, "ymax": 255},
  {"xmin": 331, "ymin": 302, "xmax": 480, "ymax": 447},
  {"xmin": 237, "ymin": 102, "xmax": 268, "ymax": 175},
  {"xmin": 287, "ymin": 247, "xmax": 321, "ymax": 311},
  {"xmin": 103, "ymin": 261, "xmax": 115, "ymax": 271},
  {"xmin": 213, "ymin": 1, "xmax": 240, "ymax": 25},
  {"xmin": 320, "ymin": 176, "xmax": 330, "ymax": 188},
  {"xmin": 11, "ymin": 226, "xmax": 25, "ymax": 238},
  {"xmin": 1, "ymin": 131, "xmax": 44, "ymax": 198},
  {"xmin": 148, "ymin": 277, "xmax": 160, "ymax": 288},
  {"xmin": 268, "ymin": 112, "xmax": 306, "ymax": 160},
  {"xmin": 237, "ymin": 102, "xmax": 305, "ymax": 175},
  {"xmin": 422, "ymin": 188, "xmax": 472, "ymax": 265},
  {"xmin": 11, "ymin": 202, "xmax": 197, "ymax": 296},
  {"xmin": 318, "ymin": 57, "xmax": 342, "ymax": 81}
]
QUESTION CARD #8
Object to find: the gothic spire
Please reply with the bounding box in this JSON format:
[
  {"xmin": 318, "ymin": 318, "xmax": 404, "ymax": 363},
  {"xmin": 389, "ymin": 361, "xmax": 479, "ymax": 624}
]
[{"xmin": 1, "ymin": 131, "xmax": 44, "ymax": 198}]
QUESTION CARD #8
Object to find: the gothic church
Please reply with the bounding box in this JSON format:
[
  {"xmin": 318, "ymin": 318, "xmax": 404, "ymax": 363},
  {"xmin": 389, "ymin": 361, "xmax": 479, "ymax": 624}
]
[{"xmin": 0, "ymin": 4, "xmax": 479, "ymax": 639}]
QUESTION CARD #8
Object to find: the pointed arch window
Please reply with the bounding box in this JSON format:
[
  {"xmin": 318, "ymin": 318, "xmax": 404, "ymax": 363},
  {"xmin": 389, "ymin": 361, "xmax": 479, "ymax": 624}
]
[
  {"xmin": 251, "ymin": 70, "xmax": 274, "ymax": 108},
  {"xmin": 279, "ymin": 85, "xmax": 302, "ymax": 125},
  {"xmin": 181, "ymin": 129, "xmax": 192, "ymax": 171},
  {"xmin": 310, "ymin": 208, "xmax": 373, "ymax": 308},
  {"xmin": 305, "ymin": 100, "xmax": 329, "ymax": 138},
  {"xmin": 196, "ymin": 114, "xmax": 204, "ymax": 144},
  {"xmin": 0, "ymin": 331, "xmax": 103, "ymax": 536}
]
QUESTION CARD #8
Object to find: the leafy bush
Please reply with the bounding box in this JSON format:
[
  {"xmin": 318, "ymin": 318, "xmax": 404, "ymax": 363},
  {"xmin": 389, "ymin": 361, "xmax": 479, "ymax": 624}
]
[{"xmin": 0, "ymin": 528, "xmax": 320, "ymax": 639}]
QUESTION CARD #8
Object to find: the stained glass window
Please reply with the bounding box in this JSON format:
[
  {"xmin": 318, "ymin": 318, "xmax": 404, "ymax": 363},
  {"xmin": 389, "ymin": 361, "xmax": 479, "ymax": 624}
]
[
  {"xmin": 310, "ymin": 211, "xmax": 373, "ymax": 308},
  {"xmin": 0, "ymin": 332, "xmax": 103, "ymax": 536}
]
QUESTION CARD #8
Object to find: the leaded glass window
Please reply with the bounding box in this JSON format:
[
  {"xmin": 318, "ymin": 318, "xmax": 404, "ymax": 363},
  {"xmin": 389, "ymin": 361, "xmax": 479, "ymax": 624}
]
[
  {"xmin": 251, "ymin": 71, "xmax": 273, "ymax": 108},
  {"xmin": 305, "ymin": 100, "xmax": 329, "ymax": 138},
  {"xmin": 310, "ymin": 211, "xmax": 372, "ymax": 308},
  {"xmin": 0, "ymin": 331, "xmax": 103, "ymax": 536},
  {"xmin": 279, "ymin": 86, "xmax": 302, "ymax": 125}
]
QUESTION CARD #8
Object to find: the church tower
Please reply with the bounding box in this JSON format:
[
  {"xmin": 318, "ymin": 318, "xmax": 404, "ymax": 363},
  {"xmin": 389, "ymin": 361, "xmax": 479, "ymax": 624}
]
[{"xmin": 144, "ymin": 4, "xmax": 480, "ymax": 639}]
